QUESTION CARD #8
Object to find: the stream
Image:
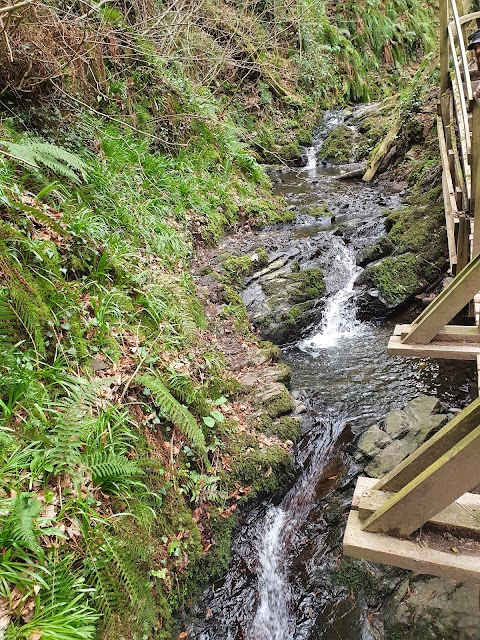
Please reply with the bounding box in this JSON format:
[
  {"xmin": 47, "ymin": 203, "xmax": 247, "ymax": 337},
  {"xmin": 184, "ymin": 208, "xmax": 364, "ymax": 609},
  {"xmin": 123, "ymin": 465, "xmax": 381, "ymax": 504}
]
[{"xmin": 188, "ymin": 110, "xmax": 475, "ymax": 639}]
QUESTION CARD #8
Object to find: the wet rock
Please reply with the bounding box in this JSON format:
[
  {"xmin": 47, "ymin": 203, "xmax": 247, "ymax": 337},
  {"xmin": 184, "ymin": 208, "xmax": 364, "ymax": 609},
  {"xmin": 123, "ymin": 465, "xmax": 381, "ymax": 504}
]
[
  {"xmin": 384, "ymin": 409, "xmax": 410, "ymax": 439},
  {"xmin": 361, "ymin": 395, "xmax": 448, "ymax": 478},
  {"xmin": 365, "ymin": 439, "xmax": 417, "ymax": 478},
  {"xmin": 243, "ymin": 263, "xmax": 326, "ymax": 343},
  {"xmin": 410, "ymin": 413, "xmax": 448, "ymax": 445},
  {"xmin": 404, "ymin": 395, "xmax": 440, "ymax": 422},
  {"xmin": 237, "ymin": 364, "xmax": 291, "ymax": 391},
  {"xmin": 255, "ymin": 382, "xmax": 295, "ymax": 419},
  {"xmin": 356, "ymin": 424, "xmax": 391, "ymax": 460},
  {"xmin": 385, "ymin": 578, "xmax": 480, "ymax": 640}
]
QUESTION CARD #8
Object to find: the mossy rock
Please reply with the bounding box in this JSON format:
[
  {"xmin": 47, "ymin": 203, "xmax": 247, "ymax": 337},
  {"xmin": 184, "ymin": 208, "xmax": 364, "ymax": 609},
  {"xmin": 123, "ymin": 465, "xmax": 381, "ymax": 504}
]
[
  {"xmin": 360, "ymin": 253, "xmax": 422, "ymax": 307},
  {"xmin": 268, "ymin": 415, "xmax": 302, "ymax": 441},
  {"xmin": 356, "ymin": 235, "xmax": 394, "ymax": 267},
  {"xmin": 233, "ymin": 444, "xmax": 295, "ymax": 498},
  {"xmin": 259, "ymin": 340, "xmax": 281, "ymax": 362},
  {"xmin": 256, "ymin": 384, "xmax": 295, "ymax": 419},
  {"xmin": 307, "ymin": 203, "xmax": 334, "ymax": 218},
  {"xmin": 316, "ymin": 125, "xmax": 357, "ymax": 164}
]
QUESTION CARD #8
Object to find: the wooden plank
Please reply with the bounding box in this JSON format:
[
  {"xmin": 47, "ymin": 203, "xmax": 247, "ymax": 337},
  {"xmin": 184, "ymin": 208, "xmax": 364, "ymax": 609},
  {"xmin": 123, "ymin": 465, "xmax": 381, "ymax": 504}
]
[
  {"xmin": 477, "ymin": 354, "xmax": 480, "ymax": 393},
  {"xmin": 452, "ymin": 74, "xmax": 472, "ymax": 200},
  {"xmin": 449, "ymin": 25, "xmax": 471, "ymax": 138},
  {"xmin": 439, "ymin": 114, "xmax": 460, "ymax": 215},
  {"xmin": 471, "ymin": 99, "xmax": 480, "ymax": 256},
  {"xmin": 363, "ymin": 424, "xmax": 480, "ymax": 536},
  {"xmin": 458, "ymin": 213, "xmax": 471, "ymax": 271},
  {"xmin": 396, "ymin": 323, "xmax": 480, "ymax": 342},
  {"xmin": 374, "ymin": 396, "xmax": 480, "ymax": 492},
  {"xmin": 359, "ymin": 486, "xmax": 480, "ymax": 536},
  {"xmin": 401, "ymin": 251, "xmax": 480, "ymax": 345},
  {"xmin": 451, "ymin": 0, "xmax": 474, "ymax": 105},
  {"xmin": 441, "ymin": 0, "xmax": 450, "ymax": 97},
  {"xmin": 389, "ymin": 335, "xmax": 480, "ymax": 359},
  {"xmin": 343, "ymin": 511, "xmax": 480, "ymax": 584},
  {"xmin": 443, "ymin": 171, "xmax": 459, "ymax": 272}
]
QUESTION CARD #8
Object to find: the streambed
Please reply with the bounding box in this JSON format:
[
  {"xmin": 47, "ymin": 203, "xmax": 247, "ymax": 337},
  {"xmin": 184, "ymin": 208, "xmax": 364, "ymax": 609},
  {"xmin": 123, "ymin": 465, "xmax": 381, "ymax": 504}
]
[{"xmin": 188, "ymin": 110, "xmax": 475, "ymax": 639}]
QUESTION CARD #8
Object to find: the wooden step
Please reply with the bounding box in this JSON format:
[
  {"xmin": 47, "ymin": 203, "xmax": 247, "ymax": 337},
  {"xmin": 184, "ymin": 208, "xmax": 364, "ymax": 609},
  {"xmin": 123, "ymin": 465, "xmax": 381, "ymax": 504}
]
[
  {"xmin": 401, "ymin": 252, "xmax": 480, "ymax": 345},
  {"xmin": 388, "ymin": 334, "xmax": 480, "ymax": 360},
  {"xmin": 344, "ymin": 476, "xmax": 480, "ymax": 584},
  {"xmin": 344, "ymin": 509, "xmax": 480, "ymax": 584}
]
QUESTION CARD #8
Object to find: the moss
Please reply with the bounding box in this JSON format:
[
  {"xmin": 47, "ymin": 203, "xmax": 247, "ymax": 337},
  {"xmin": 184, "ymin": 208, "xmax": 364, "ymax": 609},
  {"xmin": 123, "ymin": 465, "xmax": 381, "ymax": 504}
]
[
  {"xmin": 259, "ymin": 386, "xmax": 295, "ymax": 419},
  {"xmin": 335, "ymin": 559, "xmax": 381, "ymax": 601},
  {"xmin": 358, "ymin": 235, "xmax": 393, "ymax": 265},
  {"xmin": 287, "ymin": 268, "xmax": 326, "ymax": 303},
  {"xmin": 252, "ymin": 247, "xmax": 269, "ymax": 268},
  {"xmin": 365, "ymin": 253, "xmax": 422, "ymax": 306},
  {"xmin": 220, "ymin": 254, "xmax": 255, "ymax": 288},
  {"xmin": 307, "ymin": 203, "xmax": 334, "ymax": 218},
  {"xmin": 317, "ymin": 125, "xmax": 356, "ymax": 164},
  {"xmin": 259, "ymin": 340, "xmax": 281, "ymax": 362},
  {"xmin": 233, "ymin": 445, "xmax": 295, "ymax": 498},
  {"xmin": 268, "ymin": 415, "xmax": 302, "ymax": 441}
]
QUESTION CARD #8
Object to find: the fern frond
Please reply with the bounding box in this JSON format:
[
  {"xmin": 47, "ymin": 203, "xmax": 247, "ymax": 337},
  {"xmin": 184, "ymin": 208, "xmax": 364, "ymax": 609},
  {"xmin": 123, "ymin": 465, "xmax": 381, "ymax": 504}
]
[
  {"xmin": 0, "ymin": 138, "xmax": 88, "ymax": 184},
  {"xmin": 45, "ymin": 379, "xmax": 105, "ymax": 473},
  {"xmin": 86, "ymin": 451, "xmax": 142, "ymax": 495},
  {"xmin": 0, "ymin": 493, "xmax": 43, "ymax": 556},
  {"xmin": 137, "ymin": 373, "xmax": 207, "ymax": 456},
  {"xmin": 162, "ymin": 367, "xmax": 210, "ymax": 416}
]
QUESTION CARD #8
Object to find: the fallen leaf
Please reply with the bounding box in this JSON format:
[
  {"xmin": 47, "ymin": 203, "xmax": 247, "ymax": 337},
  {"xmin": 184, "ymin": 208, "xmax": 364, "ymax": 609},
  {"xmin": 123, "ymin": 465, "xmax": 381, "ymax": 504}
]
[{"xmin": 178, "ymin": 632, "xmax": 188, "ymax": 638}]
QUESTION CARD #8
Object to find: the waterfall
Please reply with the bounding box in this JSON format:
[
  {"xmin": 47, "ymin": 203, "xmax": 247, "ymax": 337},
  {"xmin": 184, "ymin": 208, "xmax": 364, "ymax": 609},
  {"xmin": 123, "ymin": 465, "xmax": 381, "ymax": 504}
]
[
  {"xmin": 300, "ymin": 237, "xmax": 365, "ymax": 352},
  {"xmin": 249, "ymin": 416, "xmax": 347, "ymax": 639}
]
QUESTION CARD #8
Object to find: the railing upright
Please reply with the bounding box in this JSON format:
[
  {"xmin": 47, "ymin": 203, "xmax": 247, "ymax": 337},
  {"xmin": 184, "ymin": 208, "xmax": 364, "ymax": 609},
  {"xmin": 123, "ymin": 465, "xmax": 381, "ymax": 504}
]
[{"xmin": 471, "ymin": 99, "xmax": 480, "ymax": 256}]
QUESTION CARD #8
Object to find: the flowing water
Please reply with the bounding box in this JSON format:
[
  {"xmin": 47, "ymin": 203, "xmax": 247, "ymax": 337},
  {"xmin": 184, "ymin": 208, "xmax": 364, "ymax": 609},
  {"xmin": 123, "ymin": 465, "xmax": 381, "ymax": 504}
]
[{"xmin": 188, "ymin": 110, "xmax": 475, "ymax": 639}]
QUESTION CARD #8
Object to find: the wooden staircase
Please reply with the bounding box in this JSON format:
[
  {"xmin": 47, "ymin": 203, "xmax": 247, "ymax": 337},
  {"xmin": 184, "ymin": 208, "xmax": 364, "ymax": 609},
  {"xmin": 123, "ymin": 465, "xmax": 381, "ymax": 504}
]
[{"xmin": 343, "ymin": 0, "xmax": 480, "ymax": 582}]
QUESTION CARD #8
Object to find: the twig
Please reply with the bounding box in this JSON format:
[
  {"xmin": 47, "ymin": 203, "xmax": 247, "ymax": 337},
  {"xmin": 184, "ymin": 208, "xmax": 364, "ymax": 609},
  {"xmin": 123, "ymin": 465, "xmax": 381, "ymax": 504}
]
[{"xmin": 0, "ymin": 0, "xmax": 32, "ymax": 15}]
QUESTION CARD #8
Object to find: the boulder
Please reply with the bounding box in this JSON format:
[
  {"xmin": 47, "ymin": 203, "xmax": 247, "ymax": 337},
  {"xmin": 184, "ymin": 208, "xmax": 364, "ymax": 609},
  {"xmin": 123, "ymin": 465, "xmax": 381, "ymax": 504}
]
[
  {"xmin": 365, "ymin": 439, "xmax": 417, "ymax": 478},
  {"xmin": 385, "ymin": 578, "xmax": 480, "ymax": 640},
  {"xmin": 356, "ymin": 424, "xmax": 392, "ymax": 460}
]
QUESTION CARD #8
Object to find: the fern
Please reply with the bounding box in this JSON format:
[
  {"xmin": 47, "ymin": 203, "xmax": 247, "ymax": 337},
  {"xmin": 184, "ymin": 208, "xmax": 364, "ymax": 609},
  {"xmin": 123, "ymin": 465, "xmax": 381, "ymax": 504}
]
[
  {"xmin": 0, "ymin": 138, "xmax": 88, "ymax": 184},
  {"xmin": 137, "ymin": 373, "xmax": 207, "ymax": 456},
  {"xmin": 83, "ymin": 530, "xmax": 153, "ymax": 638},
  {"xmin": 86, "ymin": 451, "xmax": 143, "ymax": 495},
  {"xmin": 45, "ymin": 379, "xmax": 104, "ymax": 474},
  {"xmin": 0, "ymin": 493, "xmax": 43, "ymax": 556},
  {"xmin": 162, "ymin": 367, "xmax": 211, "ymax": 416}
]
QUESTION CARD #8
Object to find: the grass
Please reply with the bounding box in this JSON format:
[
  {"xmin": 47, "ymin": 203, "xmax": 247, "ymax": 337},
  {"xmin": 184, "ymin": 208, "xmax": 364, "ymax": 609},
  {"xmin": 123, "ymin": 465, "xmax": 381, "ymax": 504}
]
[{"xmin": 0, "ymin": 0, "xmax": 438, "ymax": 637}]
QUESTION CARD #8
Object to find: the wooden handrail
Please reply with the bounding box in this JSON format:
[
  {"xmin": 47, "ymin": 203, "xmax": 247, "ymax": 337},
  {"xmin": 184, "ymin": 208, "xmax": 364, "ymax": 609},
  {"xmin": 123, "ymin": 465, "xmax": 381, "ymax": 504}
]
[
  {"xmin": 448, "ymin": 24, "xmax": 472, "ymax": 149},
  {"xmin": 450, "ymin": 0, "xmax": 474, "ymax": 104}
]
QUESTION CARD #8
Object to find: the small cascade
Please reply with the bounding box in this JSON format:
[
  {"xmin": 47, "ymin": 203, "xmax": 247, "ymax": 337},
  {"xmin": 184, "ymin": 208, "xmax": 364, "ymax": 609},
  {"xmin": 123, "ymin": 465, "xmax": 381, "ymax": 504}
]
[
  {"xmin": 249, "ymin": 416, "xmax": 347, "ymax": 640},
  {"xmin": 300, "ymin": 237, "xmax": 365, "ymax": 352},
  {"xmin": 249, "ymin": 507, "xmax": 291, "ymax": 640},
  {"xmin": 302, "ymin": 110, "xmax": 346, "ymax": 173}
]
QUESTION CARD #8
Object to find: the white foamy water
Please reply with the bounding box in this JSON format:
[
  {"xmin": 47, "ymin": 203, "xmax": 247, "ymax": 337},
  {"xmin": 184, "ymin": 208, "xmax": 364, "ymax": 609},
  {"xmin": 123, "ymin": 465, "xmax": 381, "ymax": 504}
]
[
  {"xmin": 300, "ymin": 239, "xmax": 365, "ymax": 351},
  {"xmin": 249, "ymin": 507, "xmax": 292, "ymax": 640},
  {"xmin": 249, "ymin": 416, "xmax": 347, "ymax": 640}
]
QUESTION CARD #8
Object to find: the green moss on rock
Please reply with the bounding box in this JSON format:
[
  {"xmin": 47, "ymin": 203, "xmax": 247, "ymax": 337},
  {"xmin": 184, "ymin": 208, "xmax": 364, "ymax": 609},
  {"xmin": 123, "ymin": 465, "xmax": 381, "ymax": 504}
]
[
  {"xmin": 269, "ymin": 415, "xmax": 302, "ymax": 441},
  {"xmin": 258, "ymin": 385, "xmax": 295, "ymax": 419},
  {"xmin": 316, "ymin": 125, "xmax": 356, "ymax": 164},
  {"xmin": 365, "ymin": 253, "xmax": 422, "ymax": 307},
  {"xmin": 233, "ymin": 445, "xmax": 295, "ymax": 498}
]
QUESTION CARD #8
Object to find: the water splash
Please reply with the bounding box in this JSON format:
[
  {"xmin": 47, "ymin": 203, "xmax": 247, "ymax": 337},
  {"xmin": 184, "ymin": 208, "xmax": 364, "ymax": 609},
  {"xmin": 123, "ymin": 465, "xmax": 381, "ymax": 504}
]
[
  {"xmin": 249, "ymin": 507, "xmax": 292, "ymax": 640},
  {"xmin": 302, "ymin": 110, "xmax": 346, "ymax": 174},
  {"xmin": 249, "ymin": 416, "xmax": 347, "ymax": 639},
  {"xmin": 300, "ymin": 237, "xmax": 365, "ymax": 352}
]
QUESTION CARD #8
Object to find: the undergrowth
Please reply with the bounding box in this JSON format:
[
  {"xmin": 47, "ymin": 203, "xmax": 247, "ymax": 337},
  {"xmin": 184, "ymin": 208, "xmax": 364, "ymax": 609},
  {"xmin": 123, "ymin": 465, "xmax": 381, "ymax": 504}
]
[{"xmin": 0, "ymin": 0, "xmax": 437, "ymax": 637}]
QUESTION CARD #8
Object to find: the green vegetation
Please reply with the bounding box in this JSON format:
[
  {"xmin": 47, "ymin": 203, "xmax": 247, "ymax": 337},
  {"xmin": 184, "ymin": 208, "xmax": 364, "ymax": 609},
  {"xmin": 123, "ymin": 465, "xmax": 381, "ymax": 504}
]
[{"xmin": 0, "ymin": 0, "xmax": 437, "ymax": 636}]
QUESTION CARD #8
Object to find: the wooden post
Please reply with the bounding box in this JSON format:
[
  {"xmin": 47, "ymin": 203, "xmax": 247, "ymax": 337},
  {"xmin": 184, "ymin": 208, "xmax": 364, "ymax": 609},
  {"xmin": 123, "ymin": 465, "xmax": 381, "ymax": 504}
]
[
  {"xmin": 441, "ymin": 0, "xmax": 450, "ymax": 101},
  {"xmin": 363, "ymin": 424, "xmax": 480, "ymax": 537},
  {"xmin": 472, "ymin": 99, "xmax": 480, "ymax": 256}
]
